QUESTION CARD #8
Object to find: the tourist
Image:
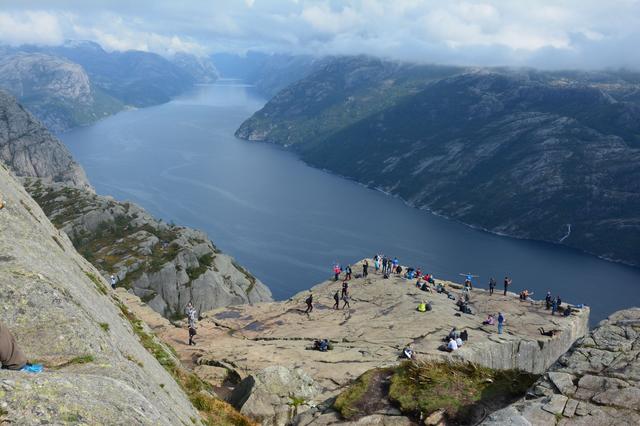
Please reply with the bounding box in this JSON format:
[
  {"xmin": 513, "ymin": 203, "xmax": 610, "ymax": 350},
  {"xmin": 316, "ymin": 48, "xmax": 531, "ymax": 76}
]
[
  {"xmin": 538, "ymin": 327, "xmax": 559, "ymax": 337},
  {"xmin": 333, "ymin": 290, "xmax": 340, "ymax": 310},
  {"xmin": 556, "ymin": 296, "xmax": 562, "ymax": 308},
  {"xmin": 460, "ymin": 330, "xmax": 469, "ymax": 342},
  {"xmin": 447, "ymin": 337, "xmax": 458, "ymax": 352},
  {"xmin": 188, "ymin": 314, "xmax": 197, "ymax": 346},
  {"xmin": 362, "ymin": 260, "xmax": 369, "ymax": 278},
  {"xmin": 396, "ymin": 265, "xmax": 403, "ymax": 275},
  {"xmin": 483, "ymin": 315, "xmax": 495, "ymax": 325},
  {"xmin": 333, "ymin": 263, "xmax": 341, "ymax": 281},
  {"xmin": 185, "ymin": 301, "xmax": 195, "ymax": 319},
  {"xmin": 489, "ymin": 277, "xmax": 496, "ymax": 295},
  {"xmin": 416, "ymin": 268, "xmax": 422, "ymax": 278},
  {"xmin": 374, "ymin": 255, "xmax": 380, "ymax": 273},
  {"xmin": 342, "ymin": 292, "xmax": 351, "ymax": 310},
  {"xmin": 503, "ymin": 276, "xmax": 512, "ymax": 296},
  {"xmin": 1, "ymin": 321, "xmax": 27, "ymax": 370},
  {"xmin": 110, "ymin": 274, "xmax": 117, "ymax": 290},
  {"xmin": 392, "ymin": 257, "xmax": 399, "ymax": 273},
  {"xmin": 403, "ymin": 344, "xmax": 414, "ymax": 359},
  {"xmin": 304, "ymin": 292, "xmax": 314, "ymax": 314},
  {"xmin": 417, "ymin": 300, "xmax": 427, "ymax": 312},
  {"xmin": 563, "ymin": 306, "xmax": 572, "ymax": 317},
  {"xmin": 498, "ymin": 312, "xmax": 505, "ymax": 334},
  {"xmin": 456, "ymin": 336, "xmax": 464, "ymax": 347},
  {"xmin": 342, "ymin": 281, "xmax": 349, "ymax": 298},
  {"xmin": 551, "ymin": 298, "xmax": 558, "ymax": 315},
  {"xmin": 448, "ymin": 327, "xmax": 460, "ymax": 340},
  {"xmin": 345, "ymin": 265, "xmax": 352, "ymax": 280},
  {"xmin": 314, "ymin": 339, "xmax": 329, "ymax": 352},
  {"xmin": 382, "ymin": 257, "xmax": 388, "ymax": 274},
  {"xmin": 545, "ymin": 291, "xmax": 552, "ymax": 310}
]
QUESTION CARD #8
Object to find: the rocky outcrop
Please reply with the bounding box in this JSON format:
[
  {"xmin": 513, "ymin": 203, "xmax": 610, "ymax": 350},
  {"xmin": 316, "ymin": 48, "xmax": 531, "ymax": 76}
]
[
  {"xmin": 25, "ymin": 179, "xmax": 272, "ymax": 319},
  {"xmin": 229, "ymin": 366, "xmax": 322, "ymax": 426},
  {"xmin": 482, "ymin": 308, "xmax": 640, "ymax": 425},
  {"xmin": 0, "ymin": 89, "xmax": 91, "ymax": 189},
  {"xmin": 0, "ymin": 163, "xmax": 201, "ymax": 424},
  {"xmin": 123, "ymin": 260, "xmax": 588, "ymax": 425},
  {"xmin": 0, "ymin": 53, "xmax": 123, "ymax": 132}
]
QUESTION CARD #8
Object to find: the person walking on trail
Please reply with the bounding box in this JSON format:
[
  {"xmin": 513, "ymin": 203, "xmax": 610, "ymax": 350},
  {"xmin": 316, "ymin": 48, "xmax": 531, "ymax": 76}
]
[
  {"xmin": 342, "ymin": 292, "xmax": 351, "ymax": 310},
  {"xmin": 497, "ymin": 312, "xmax": 505, "ymax": 334},
  {"xmin": 503, "ymin": 276, "xmax": 512, "ymax": 296},
  {"xmin": 188, "ymin": 314, "xmax": 197, "ymax": 346},
  {"xmin": 362, "ymin": 260, "xmax": 369, "ymax": 278},
  {"xmin": 110, "ymin": 274, "xmax": 117, "ymax": 290},
  {"xmin": 333, "ymin": 290, "xmax": 340, "ymax": 310},
  {"xmin": 342, "ymin": 281, "xmax": 349, "ymax": 298},
  {"xmin": 304, "ymin": 293, "xmax": 314, "ymax": 314},
  {"xmin": 185, "ymin": 302, "xmax": 195, "ymax": 319},
  {"xmin": 489, "ymin": 277, "xmax": 496, "ymax": 295}
]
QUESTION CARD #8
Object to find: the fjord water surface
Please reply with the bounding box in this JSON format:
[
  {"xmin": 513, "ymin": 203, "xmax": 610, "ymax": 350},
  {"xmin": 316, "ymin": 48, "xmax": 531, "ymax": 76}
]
[{"xmin": 62, "ymin": 82, "xmax": 640, "ymax": 323}]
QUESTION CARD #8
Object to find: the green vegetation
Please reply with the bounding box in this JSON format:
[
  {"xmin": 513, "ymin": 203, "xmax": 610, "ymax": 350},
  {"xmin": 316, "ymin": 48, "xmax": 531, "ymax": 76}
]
[
  {"xmin": 113, "ymin": 296, "xmax": 255, "ymax": 426},
  {"xmin": 67, "ymin": 355, "xmax": 95, "ymax": 365},
  {"xmin": 99, "ymin": 322, "xmax": 110, "ymax": 332},
  {"xmin": 186, "ymin": 253, "xmax": 215, "ymax": 281},
  {"xmin": 335, "ymin": 361, "xmax": 538, "ymax": 423},
  {"xmin": 84, "ymin": 271, "xmax": 108, "ymax": 295}
]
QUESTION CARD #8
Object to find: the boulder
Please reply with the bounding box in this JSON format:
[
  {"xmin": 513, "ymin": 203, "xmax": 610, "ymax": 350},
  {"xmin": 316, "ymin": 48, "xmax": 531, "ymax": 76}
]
[{"xmin": 229, "ymin": 366, "xmax": 321, "ymax": 426}]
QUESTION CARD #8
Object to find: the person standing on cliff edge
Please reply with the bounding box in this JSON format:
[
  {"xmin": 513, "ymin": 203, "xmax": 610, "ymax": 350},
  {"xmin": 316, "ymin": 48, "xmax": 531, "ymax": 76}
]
[
  {"xmin": 503, "ymin": 276, "xmax": 512, "ymax": 296},
  {"xmin": 489, "ymin": 277, "xmax": 496, "ymax": 295},
  {"xmin": 498, "ymin": 312, "xmax": 505, "ymax": 334}
]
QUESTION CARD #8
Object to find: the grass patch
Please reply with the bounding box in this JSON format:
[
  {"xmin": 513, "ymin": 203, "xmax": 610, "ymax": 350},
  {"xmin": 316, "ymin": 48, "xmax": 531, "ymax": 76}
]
[
  {"xmin": 335, "ymin": 361, "xmax": 538, "ymax": 423},
  {"xmin": 99, "ymin": 322, "xmax": 110, "ymax": 332},
  {"xmin": 84, "ymin": 271, "xmax": 108, "ymax": 295},
  {"xmin": 67, "ymin": 355, "xmax": 95, "ymax": 365}
]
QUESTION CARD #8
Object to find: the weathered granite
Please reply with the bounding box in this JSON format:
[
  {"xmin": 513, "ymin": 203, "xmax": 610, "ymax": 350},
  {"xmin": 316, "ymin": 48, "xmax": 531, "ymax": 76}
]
[
  {"xmin": 123, "ymin": 260, "xmax": 588, "ymax": 425},
  {"xmin": 0, "ymin": 163, "xmax": 201, "ymax": 424},
  {"xmin": 482, "ymin": 308, "xmax": 640, "ymax": 425}
]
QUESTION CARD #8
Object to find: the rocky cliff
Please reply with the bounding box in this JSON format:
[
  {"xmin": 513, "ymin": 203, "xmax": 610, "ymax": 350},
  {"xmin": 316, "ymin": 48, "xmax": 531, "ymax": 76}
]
[
  {"xmin": 172, "ymin": 52, "xmax": 220, "ymax": 83},
  {"xmin": 24, "ymin": 179, "xmax": 272, "ymax": 319},
  {"xmin": 123, "ymin": 260, "xmax": 589, "ymax": 425},
  {"xmin": 483, "ymin": 308, "xmax": 640, "ymax": 425},
  {"xmin": 0, "ymin": 163, "xmax": 203, "ymax": 424},
  {"xmin": 0, "ymin": 89, "xmax": 91, "ymax": 189},
  {"xmin": 236, "ymin": 57, "xmax": 640, "ymax": 267}
]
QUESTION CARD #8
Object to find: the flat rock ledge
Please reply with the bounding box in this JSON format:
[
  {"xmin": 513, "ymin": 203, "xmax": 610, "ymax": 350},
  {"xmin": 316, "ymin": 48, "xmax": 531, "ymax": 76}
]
[
  {"xmin": 124, "ymin": 260, "xmax": 589, "ymax": 424},
  {"xmin": 482, "ymin": 308, "xmax": 640, "ymax": 426}
]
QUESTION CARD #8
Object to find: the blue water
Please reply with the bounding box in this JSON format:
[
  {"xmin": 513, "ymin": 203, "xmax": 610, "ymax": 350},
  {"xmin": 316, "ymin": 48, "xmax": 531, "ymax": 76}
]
[{"xmin": 61, "ymin": 82, "xmax": 640, "ymax": 324}]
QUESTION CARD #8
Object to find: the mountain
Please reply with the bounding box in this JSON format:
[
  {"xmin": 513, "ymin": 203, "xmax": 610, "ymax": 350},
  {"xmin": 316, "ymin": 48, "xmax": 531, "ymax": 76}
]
[
  {"xmin": 236, "ymin": 57, "xmax": 640, "ymax": 267},
  {"xmin": 171, "ymin": 52, "xmax": 219, "ymax": 83},
  {"xmin": 212, "ymin": 51, "xmax": 318, "ymax": 97},
  {"xmin": 0, "ymin": 41, "xmax": 214, "ymax": 130},
  {"xmin": 0, "ymin": 89, "xmax": 91, "ymax": 188},
  {"xmin": 0, "ymin": 87, "xmax": 271, "ymax": 320},
  {"xmin": 0, "ymin": 52, "xmax": 123, "ymax": 132}
]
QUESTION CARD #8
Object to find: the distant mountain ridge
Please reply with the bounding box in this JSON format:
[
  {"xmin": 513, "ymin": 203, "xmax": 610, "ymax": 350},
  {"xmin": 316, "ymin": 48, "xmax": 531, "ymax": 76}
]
[
  {"xmin": 236, "ymin": 56, "xmax": 640, "ymax": 267},
  {"xmin": 0, "ymin": 40, "xmax": 219, "ymax": 131}
]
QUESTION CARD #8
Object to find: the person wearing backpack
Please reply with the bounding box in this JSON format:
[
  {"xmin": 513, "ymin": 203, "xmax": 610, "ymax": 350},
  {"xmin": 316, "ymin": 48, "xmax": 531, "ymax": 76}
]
[{"xmin": 304, "ymin": 293, "xmax": 314, "ymax": 314}]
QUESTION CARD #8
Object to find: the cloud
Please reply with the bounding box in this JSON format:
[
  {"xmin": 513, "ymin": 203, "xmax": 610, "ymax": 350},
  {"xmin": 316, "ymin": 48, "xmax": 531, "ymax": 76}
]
[
  {"xmin": 0, "ymin": 0, "xmax": 639, "ymax": 69},
  {"xmin": 0, "ymin": 11, "xmax": 64, "ymax": 46}
]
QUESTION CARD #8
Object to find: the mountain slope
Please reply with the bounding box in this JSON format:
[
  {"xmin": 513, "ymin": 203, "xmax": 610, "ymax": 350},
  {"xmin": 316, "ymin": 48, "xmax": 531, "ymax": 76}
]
[
  {"xmin": 0, "ymin": 52, "xmax": 123, "ymax": 132},
  {"xmin": 237, "ymin": 58, "xmax": 640, "ymax": 266},
  {"xmin": 0, "ymin": 89, "xmax": 91, "ymax": 188}
]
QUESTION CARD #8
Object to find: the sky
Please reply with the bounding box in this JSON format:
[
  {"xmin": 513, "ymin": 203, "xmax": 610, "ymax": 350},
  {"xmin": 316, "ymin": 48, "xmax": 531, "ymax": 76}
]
[{"xmin": 0, "ymin": 0, "xmax": 639, "ymax": 69}]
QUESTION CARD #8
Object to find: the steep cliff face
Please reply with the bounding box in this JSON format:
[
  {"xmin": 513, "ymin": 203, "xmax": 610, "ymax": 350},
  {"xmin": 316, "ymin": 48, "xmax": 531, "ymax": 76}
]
[
  {"xmin": 483, "ymin": 308, "xmax": 640, "ymax": 425},
  {"xmin": 0, "ymin": 89, "xmax": 91, "ymax": 189},
  {"xmin": 172, "ymin": 52, "xmax": 220, "ymax": 83},
  {"xmin": 236, "ymin": 57, "xmax": 640, "ymax": 266},
  {"xmin": 0, "ymin": 163, "xmax": 201, "ymax": 424},
  {"xmin": 25, "ymin": 179, "xmax": 272, "ymax": 319},
  {"xmin": 0, "ymin": 52, "xmax": 124, "ymax": 132}
]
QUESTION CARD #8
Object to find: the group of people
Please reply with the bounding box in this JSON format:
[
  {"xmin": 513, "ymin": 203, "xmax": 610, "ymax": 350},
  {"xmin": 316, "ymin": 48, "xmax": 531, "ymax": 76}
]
[
  {"xmin": 373, "ymin": 254, "xmax": 399, "ymax": 277},
  {"xmin": 446, "ymin": 327, "xmax": 469, "ymax": 351}
]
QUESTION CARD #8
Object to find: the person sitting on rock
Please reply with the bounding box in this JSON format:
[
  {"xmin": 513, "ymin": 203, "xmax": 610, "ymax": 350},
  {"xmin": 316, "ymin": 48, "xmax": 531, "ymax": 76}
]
[
  {"xmin": 314, "ymin": 339, "xmax": 329, "ymax": 352},
  {"xmin": 538, "ymin": 327, "xmax": 560, "ymax": 337},
  {"xmin": 417, "ymin": 300, "xmax": 428, "ymax": 312},
  {"xmin": 460, "ymin": 330, "xmax": 469, "ymax": 342},
  {"xmin": 455, "ymin": 336, "xmax": 464, "ymax": 347},
  {"xmin": 563, "ymin": 306, "xmax": 572, "ymax": 317},
  {"xmin": 448, "ymin": 327, "xmax": 460, "ymax": 340},
  {"xmin": 0, "ymin": 321, "xmax": 42, "ymax": 373},
  {"xmin": 402, "ymin": 344, "xmax": 414, "ymax": 359},
  {"xmin": 483, "ymin": 314, "xmax": 496, "ymax": 325},
  {"xmin": 447, "ymin": 337, "xmax": 458, "ymax": 352}
]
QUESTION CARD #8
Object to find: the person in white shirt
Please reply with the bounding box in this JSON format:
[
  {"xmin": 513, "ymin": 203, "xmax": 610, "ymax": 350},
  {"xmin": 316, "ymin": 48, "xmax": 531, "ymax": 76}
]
[
  {"xmin": 447, "ymin": 338, "xmax": 458, "ymax": 352},
  {"xmin": 456, "ymin": 337, "xmax": 464, "ymax": 347}
]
